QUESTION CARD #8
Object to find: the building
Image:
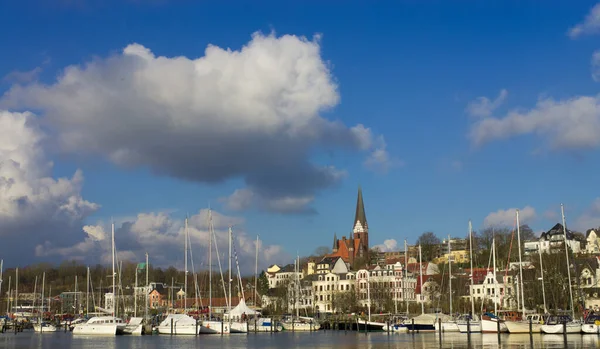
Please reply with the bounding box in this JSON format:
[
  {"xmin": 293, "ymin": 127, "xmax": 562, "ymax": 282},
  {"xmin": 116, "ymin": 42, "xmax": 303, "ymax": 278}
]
[
  {"xmin": 266, "ymin": 263, "xmax": 303, "ymax": 289},
  {"xmin": 524, "ymin": 223, "xmax": 581, "ymax": 255},
  {"xmin": 586, "ymin": 229, "xmax": 600, "ymax": 254},
  {"xmin": 329, "ymin": 186, "xmax": 370, "ymax": 266},
  {"xmin": 315, "ymin": 256, "xmax": 348, "ymax": 275},
  {"xmin": 467, "ymin": 270, "xmax": 515, "ymax": 310},
  {"xmin": 356, "ymin": 264, "xmax": 417, "ymax": 312}
]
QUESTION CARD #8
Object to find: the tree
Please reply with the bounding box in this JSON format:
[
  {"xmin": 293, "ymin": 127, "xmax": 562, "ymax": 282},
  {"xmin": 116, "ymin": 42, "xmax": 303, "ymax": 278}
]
[
  {"xmin": 416, "ymin": 232, "xmax": 441, "ymax": 262},
  {"xmin": 313, "ymin": 246, "xmax": 331, "ymax": 257},
  {"xmin": 257, "ymin": 271, "xmax": 269, "ymax": 296}
]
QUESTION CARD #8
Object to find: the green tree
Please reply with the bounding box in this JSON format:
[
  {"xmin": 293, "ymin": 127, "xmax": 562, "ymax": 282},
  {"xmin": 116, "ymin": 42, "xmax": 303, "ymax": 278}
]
[{"xmin": 417, "ymin": 232, "xmax": 441, "ymax": 262}]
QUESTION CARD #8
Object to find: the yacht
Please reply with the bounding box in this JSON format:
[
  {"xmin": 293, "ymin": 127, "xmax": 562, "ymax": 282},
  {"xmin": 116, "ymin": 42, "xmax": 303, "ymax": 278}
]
[
  {"xmin": 247, "ymin": 317, "xmax": 283, "ymax": 332},
  {"xmin": 480, "ymin": 312, "xmax": 508, "ymax": 333},
  {"xmin": 72, "ymin": 316, "xmax": 126, "ymax": 335},
  {"xmin": 33, "ymin": 322, "xmax": 60, "ymax": 333},
  {"xmin": 123, "ymin": 317, "xmax": 144, "ymax": 335},
  {"xmin": 540, "ymin": 315, "xmax": 581, "ymax": 334},
  {"xmin": 581, "ymin": 314, "xmax": 600, "ymax": 334},
  {"xmin": 280, "ymin": 316, "xmax": 321, "ymax": 331},
  {"xmin": 157, "ymin": 314, "xmax": 198, "ymax": 335},
  {"xmin": 456, "ymin": 314, "xmax": 481, "ymax": 333},
  {"xmin": 504, "ymin": 313, "xmax": 546, "ymax": 333}
]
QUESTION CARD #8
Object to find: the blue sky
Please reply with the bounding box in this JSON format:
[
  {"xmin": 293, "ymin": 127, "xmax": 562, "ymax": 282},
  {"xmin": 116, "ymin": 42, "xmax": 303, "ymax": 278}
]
[{"xmin": 2, "ymin": 0, "xmax": 600, "ymax": 268}]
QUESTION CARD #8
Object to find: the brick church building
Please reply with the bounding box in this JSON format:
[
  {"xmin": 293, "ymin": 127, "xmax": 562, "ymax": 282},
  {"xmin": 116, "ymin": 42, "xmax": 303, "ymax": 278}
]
[{"xmin": 328, "ymin": 186, "xmax": 370, "ymax": 266}]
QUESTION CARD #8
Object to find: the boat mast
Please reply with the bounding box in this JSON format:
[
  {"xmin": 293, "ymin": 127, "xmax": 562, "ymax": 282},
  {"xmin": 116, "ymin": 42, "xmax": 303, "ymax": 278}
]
[
  {"xmin": 228, "ymin": 226, "xmax": 232, "ymax": 327},
  {"xmin": 40, "ymin": 272, "xmax": 45, "ymax": 330},
  {"xmin": 492, "ymin": 234, "xmax": 498, "ymax": 314},
  {"xmin": 134, "ymin": 262, "xmax": 138, "ymax": 318},
  {"xmin": 254, "ymin": 235, "xmax": 258, "ymax": 307},
  {"xmin": 74, "ymin": 275, "xmax": 77, "ymax": 315},
  {"xmin": 448, "ymin": 235, "xmax": 452, "ymax": 315},
  {"xmin": 86, "ymin": 267, "xmax": 90, "ymax": 316},
  {"xmin": 561, "ymin": 204, "xmax": 575, "ymax": 319},
  {"xmin": 367, "ymin": 270, "xmax": 371, "ymax": 322},
  {"xmin": 404, "ymin": 239, "xmax": 408, "ymax": 315},
  {"xmin": 184, "ymin": 217, "xmax": 188, "ymax": 313},
  {"xmin": 145, "ymin": 252, "xmax": 149, "ymax": 320},
  {"xmin": 419, "ymin": 244, "xmax": 424, "ymax": 315},
  {"xmin": 516, "ymin": 210, "xmax": 525, "ymax": 315},
  {"xmin": 6, "ymin": 276, "xmax": 10, "ymax": 316},
  {"xmin": 468, "ymin": 220, "xmax": 475, "ymax": 318},
  {"xmin": 538, "ymin": 248, "xmax": 547, "ymax": 313},
  {"xmin": 112, "ymin": 221, "xmax": 116, "ymax": 317},
  {"xmin": 15, "ymin": 268, "xmax": 18, "ymax": 318},
  {"xmin": 296, "ymin": 255, "xmax": 301, "ymax": 318},
  {"xmin": 208, "ymin": 209, "xmax": 212, "ymax": 320}
]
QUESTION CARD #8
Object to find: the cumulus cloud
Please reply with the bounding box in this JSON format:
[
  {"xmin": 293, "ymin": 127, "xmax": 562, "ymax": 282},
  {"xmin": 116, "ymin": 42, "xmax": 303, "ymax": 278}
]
[
  {"xmin": 483, "ymin": 206, "xmax": 536, "ymax": 227},
  {"xmin": 568, "ymin": 3, "xmax": 600, "ymax": 38},
  {"xmin": 373, "ymin": 239, "xmax": 398, "ymax": 252},
  {"xmin": 3, "ymin": 67, "xmax": 42, "ymax": 84},
  {"xmin": 0, "ymin": 110, "xmax": 98, "ymax": 261},
  {"xmin": 469, "ymin": 94, "xmax": 600, "ymax": 149},
  {"xmin": 36, "ymin": 208, "xmax": 288, "ymax": 274},
  {"xmin": 2, "ymin": 32, "xmax": 390, "ymax": 214},
  {"xmin": 466, "ymin": 89, "xmax": 508, "ymax": 118},
  {"xmin": 593, "ymin": 51, "xmax": 600, "ymax": 82}
]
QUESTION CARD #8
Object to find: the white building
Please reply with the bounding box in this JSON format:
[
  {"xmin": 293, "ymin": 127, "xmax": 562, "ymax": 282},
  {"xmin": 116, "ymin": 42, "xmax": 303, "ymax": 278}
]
[
  {"xmin": 266, "ymin": 263, "xmax": 304, "ymax": 289},
  {"xmin": 468, "ymin": 270, "xmax": 515, "ymax": 310},
  {"xmin": 524, "ymin": 223, "xmax": 581, "ymax": 255}
]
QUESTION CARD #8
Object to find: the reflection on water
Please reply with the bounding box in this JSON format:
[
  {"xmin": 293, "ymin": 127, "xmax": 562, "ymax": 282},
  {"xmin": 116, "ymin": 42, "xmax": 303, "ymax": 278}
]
[{"xmin": 0, "ymin": 331, "xmax": 599, "ymax": 349}]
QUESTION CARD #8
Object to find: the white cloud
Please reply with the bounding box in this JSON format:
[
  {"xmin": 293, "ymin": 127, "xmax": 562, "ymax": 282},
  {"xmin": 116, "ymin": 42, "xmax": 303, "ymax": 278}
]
[
  {"xmin": 2, "ymin": 32, "xmax": 389, "ymax": 213},
  {"xmin": 0, "ymin": 110, "xmax": 98, "ymax": 261},
  {"xmin": 574, "ymin": 198, "xmax": 600, "ymax": 231},
  {"xmin": 592, "ymin": 51, "xmax": 600, "ymax": 82},
  {"xmin": 36, "ymin": 208, "xmax": 288, "ymax": 274},
  {"xmin": 466, "ymin": 89, "xmax": 508, "ymax": 118},
  {"xmin": 568, "ymin": 3, "xmax": 600, "ymax": 38},
  {"xmin": 469, "ymin": 94, "xmax": 600, "ymax": 149},
  {"xmin": 3, "ymin": 67, "xmax": 42, "ymax": 84},
  {"xmin": 483, "ymin": 206, "xmax": 536, "ymax": 227},
  {"xmin": 373, "ymin": 239, "xmax": 398, "ymax": 252}
]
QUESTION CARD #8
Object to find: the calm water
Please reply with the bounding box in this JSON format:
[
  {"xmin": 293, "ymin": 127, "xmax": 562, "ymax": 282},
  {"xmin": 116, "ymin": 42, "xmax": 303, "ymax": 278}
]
[{"xmin": 0, "ymin": 331, "xmax": 599, "ymax": 349}]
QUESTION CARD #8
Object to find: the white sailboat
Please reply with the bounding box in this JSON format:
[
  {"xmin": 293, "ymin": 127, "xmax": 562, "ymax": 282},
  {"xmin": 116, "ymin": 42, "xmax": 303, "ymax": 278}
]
[
  {"xmin": 504, "ymin": 210, "xmax": 545, "ymax": 333},
  {"xmin": 280, "ymin": 255, "xmax": 320, "ymax": 331},
  {"xmin": 200, "ymin": 209, "xmax": 230, "ymax": 334},
  {"xmin": 480, "ymin": 235, "xmax": 508, "ymax": 333},
  {"xmin": 436, "ymin": 235, "xmax": 459, "ymax": 332},
  {"xmin": 73, "ymin": 222, "xmax": 126, "ymax": 335},
  {"xmin": 157, "ymin": 217, "xmax": 198, "ymax": 335},
  {"xmin": 541, "ymin": 204, "xmax": 581, "ymax": 334},
  {"xmin": 457, "ymin": 220, "xmax": 481, "ymax": 333},
  {"xmin": 33, "ymin": 272, "xmax": 59, "ymax": 333}
]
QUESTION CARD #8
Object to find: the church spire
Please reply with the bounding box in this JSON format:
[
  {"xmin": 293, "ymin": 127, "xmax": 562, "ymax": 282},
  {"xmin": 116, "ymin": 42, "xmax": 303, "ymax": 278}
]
[
  {"xmin": 354, "ymin": 185, "xmax": 367, "ymax": 229},
  {"xmin": 332, "ymin": 232, "xmax": 338, "ymax": 251}
]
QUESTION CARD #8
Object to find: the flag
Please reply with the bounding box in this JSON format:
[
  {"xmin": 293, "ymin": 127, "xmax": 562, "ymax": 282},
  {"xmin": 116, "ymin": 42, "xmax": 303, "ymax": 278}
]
[{"xmin": 137, "ymin": 262, "xmax": 146, "ymax": 270}]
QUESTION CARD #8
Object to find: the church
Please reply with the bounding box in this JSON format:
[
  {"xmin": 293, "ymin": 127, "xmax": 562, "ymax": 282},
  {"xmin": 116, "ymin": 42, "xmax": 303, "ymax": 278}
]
[{"xmin": 328, "ymin": 186, "xmax": 370, "ymax": 266}]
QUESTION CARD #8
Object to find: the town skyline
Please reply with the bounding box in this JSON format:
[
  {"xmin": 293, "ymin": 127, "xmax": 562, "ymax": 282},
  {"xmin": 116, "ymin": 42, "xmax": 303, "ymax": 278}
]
[{"xmin": 2, "ymin": 1, "xmax": 600, "ymax": 270}]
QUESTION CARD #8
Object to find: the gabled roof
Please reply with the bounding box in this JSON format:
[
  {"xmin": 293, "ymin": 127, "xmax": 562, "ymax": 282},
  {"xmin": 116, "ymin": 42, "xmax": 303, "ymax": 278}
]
[
  {"xmin": 540, "ymin": 223, "xmax": 574, "ymax": 240},
  {"xmin": 318, "ymin": 256, "xmax": 341, "ymax": 266}
]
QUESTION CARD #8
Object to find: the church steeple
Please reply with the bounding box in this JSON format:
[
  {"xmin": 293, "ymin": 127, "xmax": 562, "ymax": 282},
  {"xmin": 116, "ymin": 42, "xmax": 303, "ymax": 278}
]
[
  {"xmin": 332, "ymin": 232, "xmax": 338, "ymax": 252},
  {"xmin": 354, "ymin": 185, "xmax": 367, "ymax": 230}
]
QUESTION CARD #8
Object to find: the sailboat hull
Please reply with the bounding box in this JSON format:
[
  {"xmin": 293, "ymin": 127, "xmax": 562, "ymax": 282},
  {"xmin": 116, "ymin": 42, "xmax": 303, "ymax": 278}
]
[
  {"xmin": 435, "ymin": 321, "xmax": 459, "ymax": 332},
  {"xmin": 481, "ymin": 318, "xmax": 508, "ymax": 333},
  {"xmin": 504, "ymin": 320, "xmax": 542, "ymax": 333},
  {"xmin": 541, "ymin": 322, "xmax": 581, "ymax": 334},
  {"xmin": 457, "ymin": 321, "xmax": 481, "ymax": 333},
  {"xmin": 582, "ymin": 324, "xmax": 599, "ymax": 334},
  {"xmin": 199, "ymin": 320, "xmax": 230, "ymax": 334}
]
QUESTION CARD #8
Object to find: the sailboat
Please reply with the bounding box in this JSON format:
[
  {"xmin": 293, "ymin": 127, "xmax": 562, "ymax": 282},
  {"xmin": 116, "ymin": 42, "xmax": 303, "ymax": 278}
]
[
  {"xmin": 480, "ymin": 235, "xmax": 508, "ymax": 333},
  {"xmin": 33, "ymin": 272, "xmax": 59, "ymax": 333},
  {"xmin": 436, "ymin": 235, "xmax": 459, "ymax": 332},
  {"xmin": 200, "ymin": 209, "xmax": 230, "ymax": 334},
  {"xmin": 457, "ymin": 220, "xmax": 481, "ymax": 333},
  {"xmin": 225, "ymin": 226, "xmax": 248, "ymax": 334},
  {"xmin": 541, "ymin": 204, "xmax": 581, "ymax": 334},
  {"xmin": 73, "ymin": 222, "xmax": 126, "ymax": 335},
  {"xmin": 280, "ymin": 256, "xmax": 320, "ymax": 331},
  {"xmin": 157, "ymin": 217, "xmax": 199, "ymax": 335}
]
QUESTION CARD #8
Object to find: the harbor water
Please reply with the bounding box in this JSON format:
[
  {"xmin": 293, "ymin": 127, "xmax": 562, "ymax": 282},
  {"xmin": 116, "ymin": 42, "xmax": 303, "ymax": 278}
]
[{"xmin": 1, "ymin": 331, "xmax": 599, "ymax": 349}]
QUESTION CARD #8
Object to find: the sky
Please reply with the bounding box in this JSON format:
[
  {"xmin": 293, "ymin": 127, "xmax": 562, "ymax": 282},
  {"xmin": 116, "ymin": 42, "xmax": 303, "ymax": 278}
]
[{"xmin": 2, "ymin": 0, "xmax": 600, "ymax": 273}]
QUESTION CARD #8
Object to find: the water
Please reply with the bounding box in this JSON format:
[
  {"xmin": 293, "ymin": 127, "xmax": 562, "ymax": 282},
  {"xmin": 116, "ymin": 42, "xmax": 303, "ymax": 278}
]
[{"xmin": 0, "ymin": 331, "xmax": 598, "ymax": 349}]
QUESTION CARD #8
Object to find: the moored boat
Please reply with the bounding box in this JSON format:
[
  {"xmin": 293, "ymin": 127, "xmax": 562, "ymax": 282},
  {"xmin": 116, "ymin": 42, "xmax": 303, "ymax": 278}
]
[{"xmin": 540, "ymin": 315, "xmax": 581, "ymax": 334}]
